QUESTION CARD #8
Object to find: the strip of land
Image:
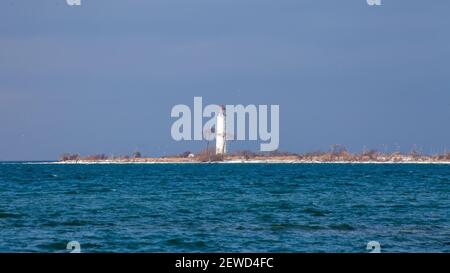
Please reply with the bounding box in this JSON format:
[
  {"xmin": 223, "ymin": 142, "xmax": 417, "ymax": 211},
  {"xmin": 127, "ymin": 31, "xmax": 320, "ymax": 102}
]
[{"xmin": 57, "ymin": 149, "xmax": 450, "ymax": 164}]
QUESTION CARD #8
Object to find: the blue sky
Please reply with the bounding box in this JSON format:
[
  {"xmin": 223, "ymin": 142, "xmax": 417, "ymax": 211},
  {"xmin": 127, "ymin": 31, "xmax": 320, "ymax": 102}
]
[{"xmin": 1, "ymin": 0, "xmax": 450, "ymax": 160}]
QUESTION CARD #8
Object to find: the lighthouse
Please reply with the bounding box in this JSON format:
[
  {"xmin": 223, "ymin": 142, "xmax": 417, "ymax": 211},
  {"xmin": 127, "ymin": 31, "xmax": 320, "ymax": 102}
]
[{"xmin": 216, "ymin": 105, "xmax": 227, "ymax": 155}]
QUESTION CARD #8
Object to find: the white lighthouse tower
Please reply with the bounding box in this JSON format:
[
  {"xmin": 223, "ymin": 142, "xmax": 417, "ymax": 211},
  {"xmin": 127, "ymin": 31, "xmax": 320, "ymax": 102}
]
[{"xmin": 215, "ymin": 105, "xmax": 227, "ymax": 155}]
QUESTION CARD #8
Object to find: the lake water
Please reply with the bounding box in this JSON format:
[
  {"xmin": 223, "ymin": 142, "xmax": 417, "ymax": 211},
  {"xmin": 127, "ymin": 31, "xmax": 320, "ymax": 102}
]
[{"xmin": 0, "ymin": 163, "xmax": 449, "ymax": 252}]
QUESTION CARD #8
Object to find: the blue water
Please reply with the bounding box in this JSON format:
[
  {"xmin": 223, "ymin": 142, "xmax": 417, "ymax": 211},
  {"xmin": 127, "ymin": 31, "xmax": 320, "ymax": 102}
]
[{"xmin": 0, "ymin": 163, "xmax": 449, "ymax": 253}]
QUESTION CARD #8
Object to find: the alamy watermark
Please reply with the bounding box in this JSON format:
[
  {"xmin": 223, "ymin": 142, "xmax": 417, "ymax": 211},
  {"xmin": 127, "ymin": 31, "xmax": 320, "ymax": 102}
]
[
  {"xmin": 367, "ymin": 0, "xmax": 382, "ymax": 6},
  {"xmin": 367, "ymin": 241, "xmax": 381, "ymax": 253},
  {"xmin": 65, "ymin": 1, "xmax": 381, "ymax": 7},
  {"xmin": 66, "ymin": 0, "xmax": 81, "ymax": 6},
  {"xmin": 63, "ymin": 240, "xmax": 379, "ymax": 253},
  {"xmin": 171, "ymin": 97, "xmax": 279, "ymax": 152},
  {"xmin": 66, "ymin": 241, "xmax": 81, "ymax": 253}
]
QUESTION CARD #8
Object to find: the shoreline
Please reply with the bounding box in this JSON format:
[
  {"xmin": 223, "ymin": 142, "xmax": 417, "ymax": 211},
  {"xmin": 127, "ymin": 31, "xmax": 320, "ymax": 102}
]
[{"xmin": 52, "ymin": 160, "xmax": 450, "ymax": 165}]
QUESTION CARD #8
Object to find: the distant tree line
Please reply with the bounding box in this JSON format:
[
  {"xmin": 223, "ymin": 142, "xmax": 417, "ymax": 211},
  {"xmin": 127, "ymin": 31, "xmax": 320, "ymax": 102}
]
[{"xmin": 59, "ymin": 151, "xmax": 143, "ymax": 161}]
